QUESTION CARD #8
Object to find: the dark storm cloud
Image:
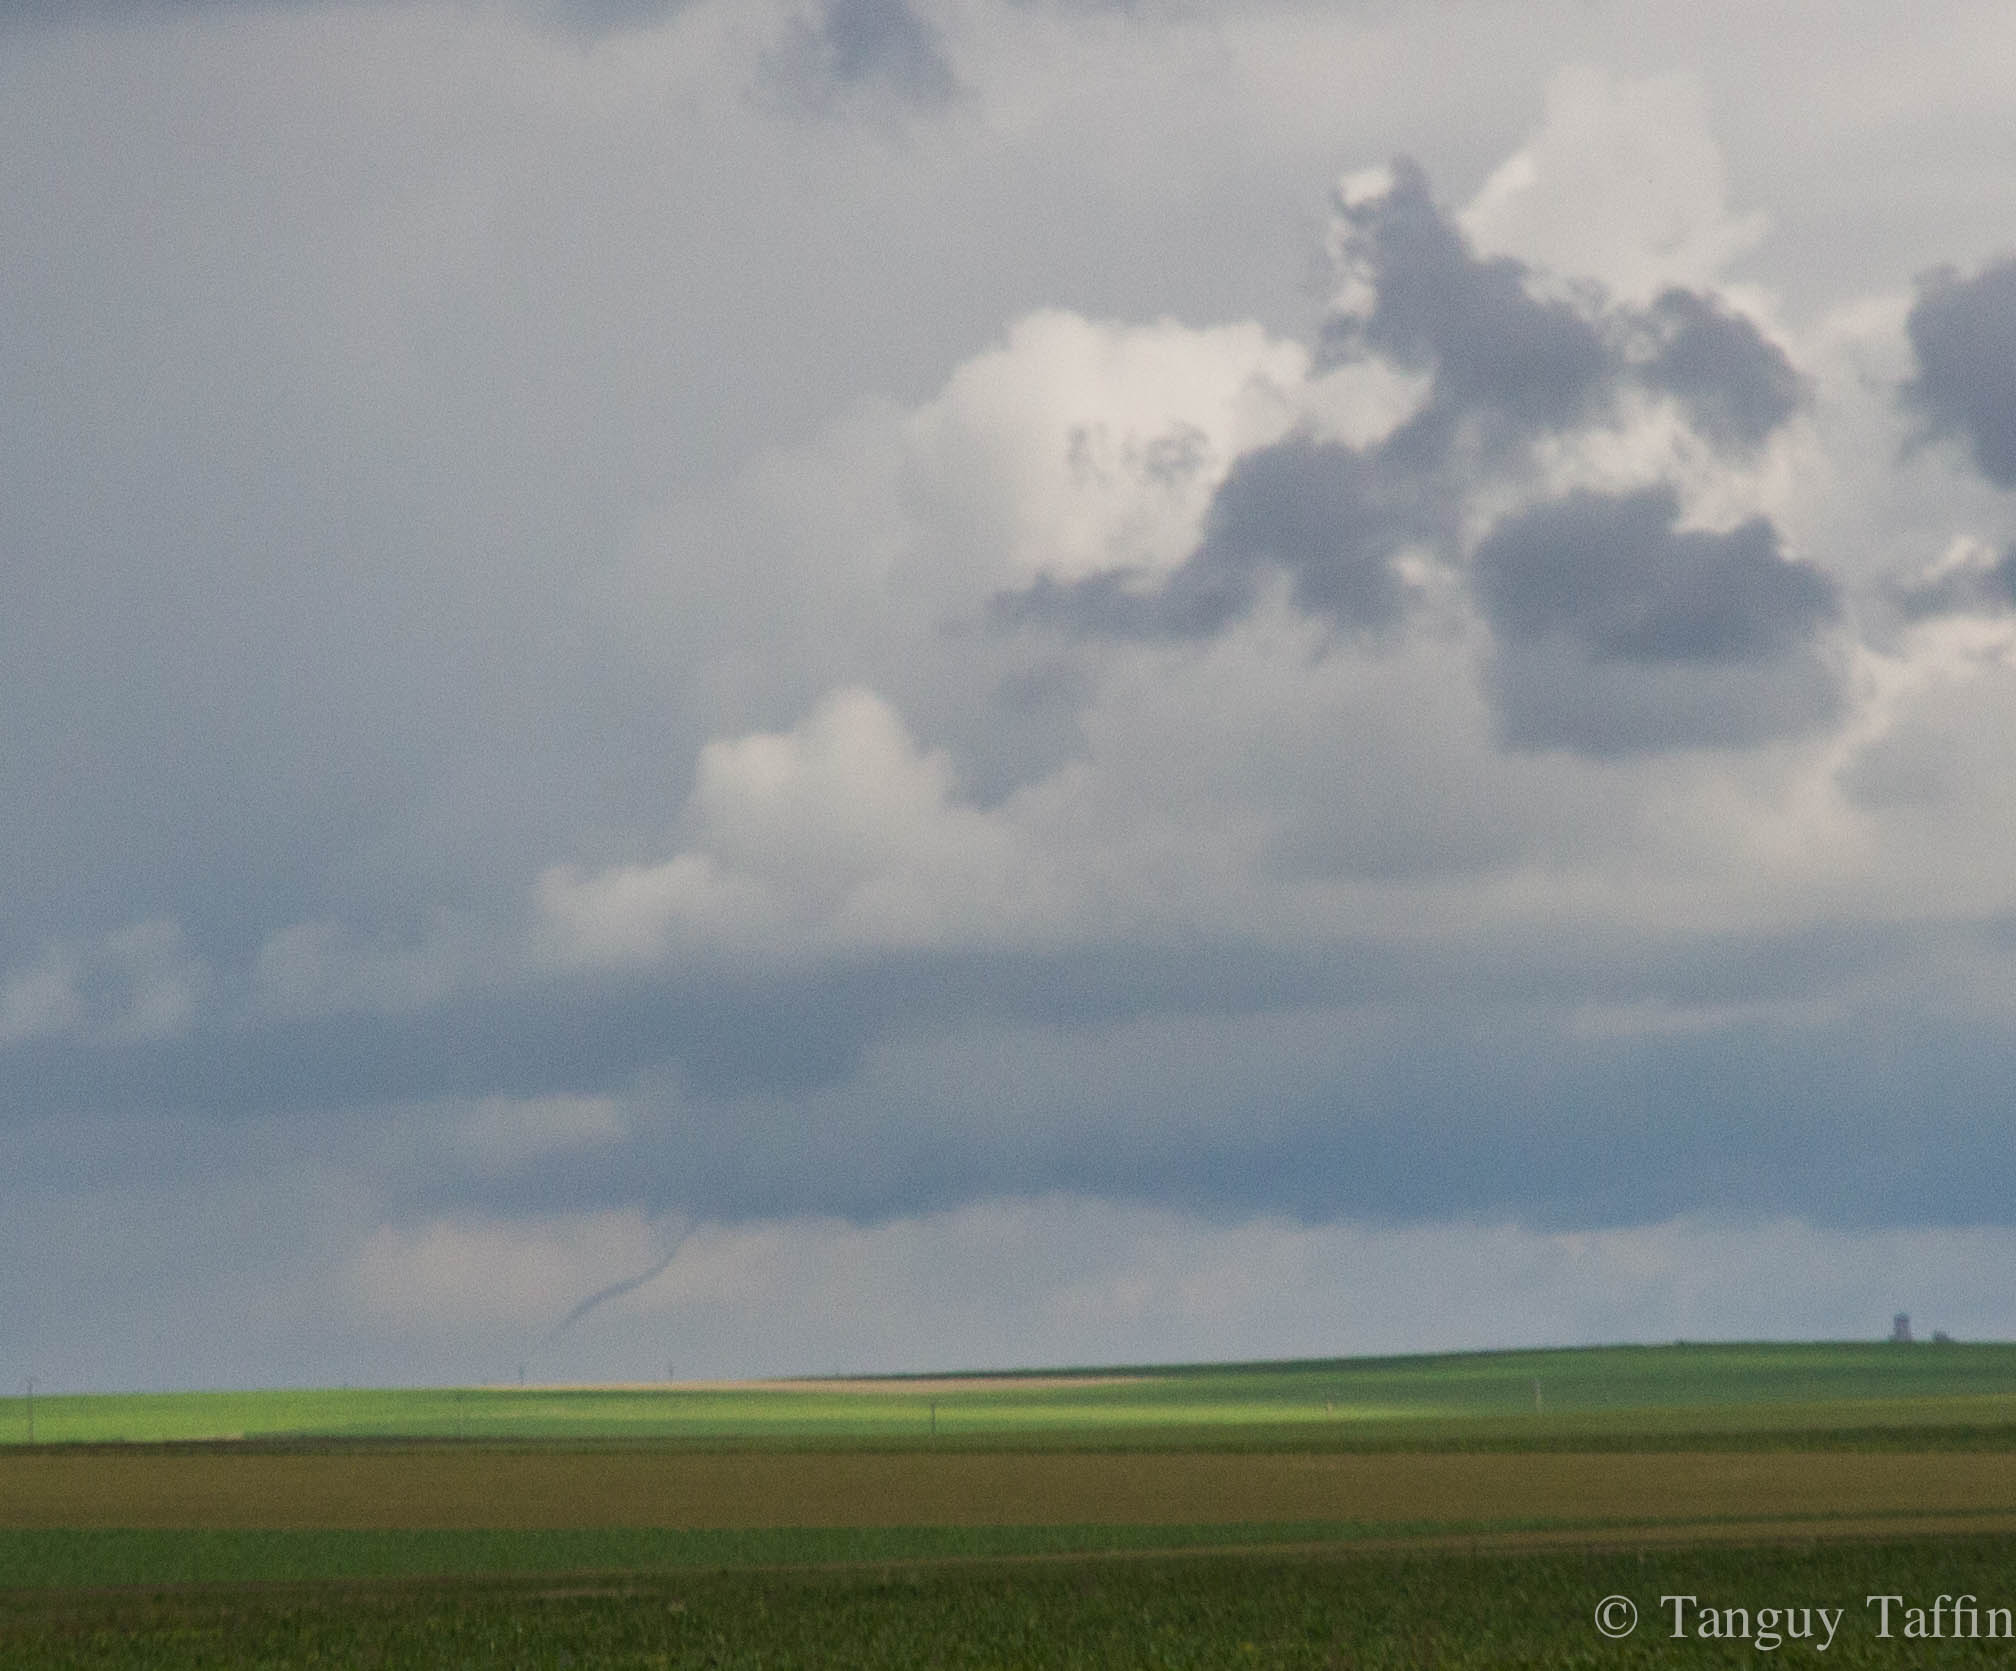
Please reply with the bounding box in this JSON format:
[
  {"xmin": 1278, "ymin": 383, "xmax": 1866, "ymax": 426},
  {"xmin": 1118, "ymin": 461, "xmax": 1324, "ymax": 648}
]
[
  {"xmin": 762, "ymin": 0, "xmax": 959, "ymax": 111},
  {"xmin": 0, "ymin": 971, "xmax": 873, "ymax": 1117},
  {"xmin": 1638, "ymin": 288, "xmax": 1805, "ymax": 453},
  {"xmin": 12, "ymin": 916, "xmax": 2016, "ymax": 1236},
  {"xmin": 0, "ymin": 918, "xmax": 1824, "ymax": 1126},
  {"xmin": 1905, "ymin": 256, "xmax": 2016, "ymax": 487},
  {"xmin": 1473, "ymin": 486, "xmax": 1841, "ymax": 754},
  {"xmin": 993, "ymin": 159, "xmax": 1805, "ymax": 651}
]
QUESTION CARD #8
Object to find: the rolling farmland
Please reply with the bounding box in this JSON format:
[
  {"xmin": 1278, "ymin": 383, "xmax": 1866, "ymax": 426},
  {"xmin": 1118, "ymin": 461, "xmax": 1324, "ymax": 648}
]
[
  {"xmin": 9, "ymin": 1339, "xmax": 2016, "ymax": 1448},
  {"xmin": 5, "ymin": 1342, "xmax": 2016, "ymax": 1666}
]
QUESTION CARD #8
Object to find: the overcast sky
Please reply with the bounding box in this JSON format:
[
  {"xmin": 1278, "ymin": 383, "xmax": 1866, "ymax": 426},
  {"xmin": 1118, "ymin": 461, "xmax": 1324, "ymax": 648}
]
[{"xmin": 8, "ymin": 0, "xmax": 2016, "ymax": 1391}]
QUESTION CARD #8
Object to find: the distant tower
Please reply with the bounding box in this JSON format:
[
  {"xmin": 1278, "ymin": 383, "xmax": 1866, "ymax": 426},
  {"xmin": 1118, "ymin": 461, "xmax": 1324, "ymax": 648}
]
[{"xmin": 1891, "ymin": 1313, "xmax": 1913, "ymax": 1343}]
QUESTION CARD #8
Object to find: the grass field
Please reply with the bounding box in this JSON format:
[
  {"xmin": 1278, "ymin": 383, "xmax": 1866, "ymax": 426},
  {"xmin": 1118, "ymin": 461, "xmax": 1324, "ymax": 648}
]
[
  {"xmin": 12, "ymin": 1534, "xmax": 2016, "ymax": 1667},
  {"xmin": 8, "ymin": 1340, "xmax": 2016, "ymax": 1448},
  {"xmin": 5, "ymin": 1342, "xmax": 2016, "ymax": 1665}
]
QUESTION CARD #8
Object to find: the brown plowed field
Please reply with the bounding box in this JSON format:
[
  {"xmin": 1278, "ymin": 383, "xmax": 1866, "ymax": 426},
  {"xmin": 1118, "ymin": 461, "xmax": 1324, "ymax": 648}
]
[{"xmin": 6, "ymin": 1448, "xmax": 2016, "ymax": 1533}]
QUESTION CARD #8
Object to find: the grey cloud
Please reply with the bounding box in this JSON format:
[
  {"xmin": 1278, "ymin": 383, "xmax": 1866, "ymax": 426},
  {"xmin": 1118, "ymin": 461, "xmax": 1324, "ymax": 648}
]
[
  {"xmin": 1474, "ymin": 486, "xmax": 1836, "ymax": 663},
  {"xmin": 993, "ymin": 160, "xmax": 1806, "ymax": 649},
  {"xmin": 1321, "ymin": 157, "xmax": 1613, "ymax": 445},
  {"xmin": 1320, "ymin": 164, "xmax": 1801, "ymax": 461},
  {"xmin": 1197, "ymin": 434, "xmax": 1424, "ymax": 629},
  {"xmin": 1639, "ymin": 288, "xmax": 1805, "ymax": 453},
  {"xmin": 1905, "ymin": 256, "xmax": 2016, "ymax": 487},
  {"xmin": 535, "ymin": 919, "xmax": 2016, "ymax": 1235},
  {"xmin": 992, "ymin": 433, "xmax": 1429, "ymax": 639},
  {"xmin": 762, "ymin": 0, "xmax": 959, "ymax": 112},
  {"xmin": 1893, "ymin": 547, "xmax": 2016, "ymax": 620},
  {"xmin": 12, "ymin": 13, "xmax": 2016, "ymax": 1395},
  {"xmin": 1484, "ymin": 646, "xmax": 1841, "ymax": 758},
  {"xmin": 0, "ymin": 918, "xmax": 1853, "ymax": 1126},
  {"xmin": 0, "ymin": 0, "xmax": 278, "ymax": 20},
  {"xmin": 16, "ymin": 921, "xmax": 2016, "ymax": 1239},
  {"xmin": 990, "ymin": 567, "xmax": 1214, "ymax": 639},
  {"xmin": 0, "ymin": 970, "xmax": 875, "ymax": 1117},
  {"xmin": 544, "ymin": 0, "xmax": 693, "ymax": 35},
  {"xmin": 1474, "ymin": 486, "xmax": 1841, "ymax": 754},
  {"xmin": 0, "ymin": 0, "xmax": 696, "ymax": 37}
]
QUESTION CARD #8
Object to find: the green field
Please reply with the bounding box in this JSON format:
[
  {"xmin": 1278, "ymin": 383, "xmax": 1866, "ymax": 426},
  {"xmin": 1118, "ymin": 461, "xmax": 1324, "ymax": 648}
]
[
  {"xmin": 12, "ymin": 1532, "xmax": 2016, "ymax": 1667},
  {"xmin": 6, "ymin": 1342, "xmax": 2016, "ymax": 1666},
  {"xmin": 8, "ymin": 1340, "xmax": 2016, "ymax": 1448}
]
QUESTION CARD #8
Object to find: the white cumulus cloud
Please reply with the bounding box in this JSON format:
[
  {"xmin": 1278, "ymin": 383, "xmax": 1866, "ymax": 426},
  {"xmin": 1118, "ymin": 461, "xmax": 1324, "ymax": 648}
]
[{"xmin": 1460, "ymin": 65, "xmax": 1768, "ymax": 306}]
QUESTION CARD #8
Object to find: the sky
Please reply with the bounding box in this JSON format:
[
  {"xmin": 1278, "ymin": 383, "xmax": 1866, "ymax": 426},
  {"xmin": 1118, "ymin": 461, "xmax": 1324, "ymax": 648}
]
[{"xmin": 6, "ymin": 0, "xmax": 2016, "ymax": 1391}]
